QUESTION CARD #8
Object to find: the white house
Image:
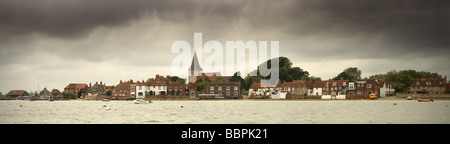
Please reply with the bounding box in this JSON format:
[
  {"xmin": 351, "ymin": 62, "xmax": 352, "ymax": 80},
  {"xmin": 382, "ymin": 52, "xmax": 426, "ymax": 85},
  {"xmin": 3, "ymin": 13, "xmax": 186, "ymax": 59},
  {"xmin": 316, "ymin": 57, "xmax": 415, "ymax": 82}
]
[
  {"xmin": 379, "ymin": 81, "xmax": 395, "ymax": 97},
  {"xmin": 249, "ymin": 82, "xmax": 276, "ymax": 96}
]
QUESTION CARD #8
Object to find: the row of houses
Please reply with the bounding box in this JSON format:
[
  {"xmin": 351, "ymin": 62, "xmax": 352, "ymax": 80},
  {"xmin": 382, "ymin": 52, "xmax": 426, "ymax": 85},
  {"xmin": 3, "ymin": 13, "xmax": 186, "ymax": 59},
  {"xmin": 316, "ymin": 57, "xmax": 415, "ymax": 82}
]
[
  {"xmin": 248, "ymin": 76, "xmax": 450, "ymax": 99},
  {"xmin": 2, "ymin": 51, "xmax": 449, "ymax": 100},
  {"xmin": 249, "ymin": 77, "xmax": 396, "ymax": 99}
]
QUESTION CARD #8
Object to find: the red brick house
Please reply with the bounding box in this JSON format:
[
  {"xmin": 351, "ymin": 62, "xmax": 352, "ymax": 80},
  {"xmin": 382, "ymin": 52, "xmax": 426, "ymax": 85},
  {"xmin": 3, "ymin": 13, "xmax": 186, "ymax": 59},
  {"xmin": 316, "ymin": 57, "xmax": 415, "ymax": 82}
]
[
  {"xmin": 408, "ymin": 77, "xmax": 447, "ymax": 94},
  {"xmin": 188, "ymin": 84, "xmax": 198, "ymax": 98},
  {"xmin": 112, "ymin": 80, "xmax": 135, "ymax": 100},
  {"xmin": 321, "ymin": 78, "xmax": 348, "ymax": 96},
  {"xmin": 207, "ymin": 82, "xmax": 241, "ymax": 99},
  {"xmin": 64, "ymin": 83, "xmax": 88, "ymax": 98}
]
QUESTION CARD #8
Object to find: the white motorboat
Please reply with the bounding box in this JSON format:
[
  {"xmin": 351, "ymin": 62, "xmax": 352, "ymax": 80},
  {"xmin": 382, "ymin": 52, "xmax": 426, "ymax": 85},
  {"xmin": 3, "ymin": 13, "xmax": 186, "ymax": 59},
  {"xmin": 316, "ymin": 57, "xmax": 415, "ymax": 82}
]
[{"xmin": 133, "ymin": 99, "xmax": 152, "ymax": 104}]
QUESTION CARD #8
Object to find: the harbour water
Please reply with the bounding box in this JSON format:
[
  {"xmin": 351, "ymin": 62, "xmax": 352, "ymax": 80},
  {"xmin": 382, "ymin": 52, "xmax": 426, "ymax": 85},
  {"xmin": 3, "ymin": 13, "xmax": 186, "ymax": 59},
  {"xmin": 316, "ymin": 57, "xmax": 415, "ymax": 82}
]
[{"xmin": 0, "ymin": 100, "xmax": 449, "ymax": 124}]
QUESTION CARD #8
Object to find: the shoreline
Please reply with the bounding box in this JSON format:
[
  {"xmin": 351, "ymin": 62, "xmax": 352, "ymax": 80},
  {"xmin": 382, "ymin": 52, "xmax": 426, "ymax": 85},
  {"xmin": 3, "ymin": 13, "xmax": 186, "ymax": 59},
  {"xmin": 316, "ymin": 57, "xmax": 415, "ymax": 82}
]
[{"xmin": 4, "ymin": 96, "xmax": 449, "ymax": 102}]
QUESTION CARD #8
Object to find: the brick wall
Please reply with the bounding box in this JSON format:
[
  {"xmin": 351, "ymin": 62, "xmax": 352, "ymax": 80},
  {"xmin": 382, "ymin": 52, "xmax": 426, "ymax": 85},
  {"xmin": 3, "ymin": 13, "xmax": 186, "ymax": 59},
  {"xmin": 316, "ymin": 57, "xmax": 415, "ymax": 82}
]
[
  {"xmin": 346, "ymin": 94, "xmax": 369, "ymax": 99},
  {"xmin": 145, "ymin": 95, "xmax": 190, "ymax": 100}
]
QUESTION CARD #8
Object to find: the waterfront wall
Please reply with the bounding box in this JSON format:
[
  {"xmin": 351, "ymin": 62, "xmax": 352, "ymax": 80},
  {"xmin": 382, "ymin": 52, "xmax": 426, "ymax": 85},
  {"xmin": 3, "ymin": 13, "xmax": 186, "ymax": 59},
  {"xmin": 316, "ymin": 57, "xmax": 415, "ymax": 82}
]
[
  {"xmin": 396, "ymin": 94, "xmax": 450, "ymax": 99},
  {"xmin": 346, "ymin": 94, "xmax": 370, "ymax": 99},
  {"xmin": 145, "ymin": 95, "xmax": 190, "ymax": 100}
]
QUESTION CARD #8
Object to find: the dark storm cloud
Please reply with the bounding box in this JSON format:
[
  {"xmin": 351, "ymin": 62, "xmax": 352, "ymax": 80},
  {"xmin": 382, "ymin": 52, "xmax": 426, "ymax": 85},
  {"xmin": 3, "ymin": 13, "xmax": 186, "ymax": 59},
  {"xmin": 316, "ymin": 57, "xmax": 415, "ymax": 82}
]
[{"xmin": 275, "ymin": 0, "xmax": 450, "ymax": 59}]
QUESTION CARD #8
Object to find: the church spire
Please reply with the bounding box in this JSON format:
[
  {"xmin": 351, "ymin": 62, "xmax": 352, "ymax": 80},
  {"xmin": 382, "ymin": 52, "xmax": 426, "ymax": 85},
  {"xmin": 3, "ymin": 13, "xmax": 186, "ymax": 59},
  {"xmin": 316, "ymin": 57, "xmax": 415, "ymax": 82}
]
[{"xmin": 188, "ymin": 51, "xmax": 203, "ymax": 71}]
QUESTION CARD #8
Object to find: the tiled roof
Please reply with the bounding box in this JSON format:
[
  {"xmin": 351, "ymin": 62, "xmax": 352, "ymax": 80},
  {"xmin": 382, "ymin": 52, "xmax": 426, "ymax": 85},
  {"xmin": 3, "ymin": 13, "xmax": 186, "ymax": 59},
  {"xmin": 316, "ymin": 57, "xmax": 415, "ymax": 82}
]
[
  {"xmin": 64, "ymin": 83, "xmax": 88, "ymax": 91},
  {"xmin": 6, "ymin": 90, "xmax": 27, "ymax": 96},
  {"xmin": 410, "ymin": 78, "xmax": 446, "ymax": 87},
  {"xmin": 208, "ymin": 82, "xmax": 240, "ymax": 86},
  {"xmin": 50, "ymin": 89, "xmax": 61, "ymax": 94}
]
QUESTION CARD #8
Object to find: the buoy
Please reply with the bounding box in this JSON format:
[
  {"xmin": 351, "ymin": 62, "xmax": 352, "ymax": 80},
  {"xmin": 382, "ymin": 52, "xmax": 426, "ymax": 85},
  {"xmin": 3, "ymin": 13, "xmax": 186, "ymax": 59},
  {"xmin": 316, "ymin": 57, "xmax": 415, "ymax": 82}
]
[
  {"xmin": 446, "ymin": 105, "xmax": 448, "ymax": 108},
  {"xmin": 181, "ymin": 106, "xmax": 184, "ymax": 108},
  {"xmin": 393, "ymin": 102, "xmax": 397, "ymax": 105},
  {"xmin": 103, "ymin": 105, "xmax": 106, "ymax": 107},
  {"xmin": 19, "ymin": 105, "xmax": 23, "ymax": 107}
]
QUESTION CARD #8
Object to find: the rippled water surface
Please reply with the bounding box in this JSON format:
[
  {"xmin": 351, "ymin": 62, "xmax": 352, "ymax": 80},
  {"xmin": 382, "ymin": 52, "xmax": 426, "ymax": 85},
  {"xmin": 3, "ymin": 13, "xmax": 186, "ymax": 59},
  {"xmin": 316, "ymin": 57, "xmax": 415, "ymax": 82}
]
[{"xmin": 1, "ymin": 100, "xmax": 449, "ymax": 124}]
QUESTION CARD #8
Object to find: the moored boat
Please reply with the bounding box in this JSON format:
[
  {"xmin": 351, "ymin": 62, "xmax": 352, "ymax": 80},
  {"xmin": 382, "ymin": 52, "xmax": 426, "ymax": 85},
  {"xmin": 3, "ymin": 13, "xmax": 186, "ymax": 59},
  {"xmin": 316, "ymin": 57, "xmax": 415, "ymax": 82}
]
[
  {"xmin": 133, "ymin": 99, "xmax": 152, "ymax": 104},
  {"xmin": 418, "ymin": 99, "xmax": 433, "ymax": 102}
]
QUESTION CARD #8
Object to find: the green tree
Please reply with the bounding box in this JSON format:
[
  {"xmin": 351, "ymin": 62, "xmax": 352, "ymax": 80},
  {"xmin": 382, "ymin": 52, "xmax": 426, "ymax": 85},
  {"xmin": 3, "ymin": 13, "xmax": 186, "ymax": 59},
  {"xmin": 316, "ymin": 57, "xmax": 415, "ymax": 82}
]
[
  {"xmin": 243, "ymin": 57, "xmax": 309, "ymax": 90},
  {"xmin": 39, "ymin": 87, "xmax": 50, "ymax": 96},
  {"xmin": 368, "ymin": 69, "xmax": 442, "ymax": 93},
  {"xmin": 194, "ymin": 76, "xmax": 212, "ymax": 93},
  {"xmin": 62, "ymin": 91, "xmax": 76, "ymax": 99},
  {"xmin": 333, "ymin": 67, "xmax": 362, "ymax": 80}
]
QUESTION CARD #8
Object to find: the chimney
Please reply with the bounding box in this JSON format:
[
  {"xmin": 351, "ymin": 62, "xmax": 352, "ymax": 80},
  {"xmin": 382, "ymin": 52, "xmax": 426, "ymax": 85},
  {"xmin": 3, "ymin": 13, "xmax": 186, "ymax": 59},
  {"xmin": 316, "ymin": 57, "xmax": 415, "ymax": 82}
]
[
  {"xmin": 89, "ymin": 82, "xmax": 92, "ymax": 87},
  {"xmin": 120, "ymin": 80, "xmax": 122, "ymax": 83},
  {"xmin": 167, "ymin": 75, "xmax": 170, "ymax": 79},
  {"xmin": 100, "ymin": 81, "xmax": 102, "ymax": 85}
]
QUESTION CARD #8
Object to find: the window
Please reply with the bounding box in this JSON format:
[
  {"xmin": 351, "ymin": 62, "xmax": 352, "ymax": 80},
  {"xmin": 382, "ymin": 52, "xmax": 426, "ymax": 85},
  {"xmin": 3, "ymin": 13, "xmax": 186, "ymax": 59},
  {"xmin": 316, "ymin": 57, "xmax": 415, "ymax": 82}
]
[
  {"xmin": 226, "ymin": 86, "xmax": 230, "ymax": 90},
  {"xmin": 218, "ymin": 86, "xmax": 222, "ymax": 90},
  {"xmin": 417, "ymin": 81, "xmax": 420, "ymax": 84},
  {"xmin": 439, "ymin": 81, "xmax": 443, "ymax": 84},
  {"xmin": 234, "ymin": 86, "xmax": 238, "ymax": 90},
  {"xmin": 333, "ymin": 82, "xmax": 337, "ymax": 86},
  {"xmin": 367, "ymin": 84, "xmax": 372, "ymax": 88},
  {"xmin": 131, "ymin": 85, "xmax": 135, "ymax": 88},
  {"xmin": 349, "ymin": 83, "xmax": 355, "ymax": 90},
  {"xmin": 139, "ymin": 86, "xmax": 142, "ymax": 90},
  {"xmin": 210, "ymin": 86, "xmax": 214, "ymax": 90},
  {"xmin": 234, "ymin": 92, "xmax": 238, "ymax": 96},
  {"xmin": 226, "ymin": 91, "xmax": 230, "ymax": 96},
  {"xmin": 343, "ymin": 82, "xmax": 346, "ymax": 86},
  {"xmin": 426, "ymin": 81, "xmax": 431, "ymax": 85},
  {"xmin": 138, "ymin": 92, "xmax": 143, "ymax": 96}
]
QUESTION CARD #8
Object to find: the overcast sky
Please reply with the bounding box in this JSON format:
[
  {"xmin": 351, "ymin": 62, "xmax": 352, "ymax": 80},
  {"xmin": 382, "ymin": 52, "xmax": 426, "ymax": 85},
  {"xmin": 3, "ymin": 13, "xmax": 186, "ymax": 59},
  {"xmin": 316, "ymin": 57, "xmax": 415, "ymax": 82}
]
[{"xmin": 1, "ymin": 0, "xmax": 449, "ymax": 94}]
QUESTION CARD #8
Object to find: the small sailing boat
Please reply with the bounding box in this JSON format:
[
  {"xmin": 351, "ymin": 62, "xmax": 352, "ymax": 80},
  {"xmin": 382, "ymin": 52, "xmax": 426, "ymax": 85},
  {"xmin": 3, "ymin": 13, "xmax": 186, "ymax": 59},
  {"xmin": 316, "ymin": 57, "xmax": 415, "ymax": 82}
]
[{"xmin": 418, "ymin": 99, "xmax": 433, "ymax": 102}]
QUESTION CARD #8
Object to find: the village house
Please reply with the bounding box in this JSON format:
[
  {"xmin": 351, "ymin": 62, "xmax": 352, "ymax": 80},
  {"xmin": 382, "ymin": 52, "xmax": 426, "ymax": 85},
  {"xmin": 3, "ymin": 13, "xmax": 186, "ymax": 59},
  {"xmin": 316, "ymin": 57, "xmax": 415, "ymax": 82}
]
[
  {"xmin": 6, "ymin": 90, "xmax": 29, "ymax": 99},
  {"xmin": 278, "ymin": 80, "xmax": 309, "ymax": 99},
  {"xmin": 378, "ymin": 79, "xmax": 395, "ymax": 97},
  {"xmin": 249, "ymin": 82, "xmax": 276, "ymax": 97},
  {"xmin": 87, "ymin": 81, "xmax": 110, "ymax": 96},
  {"xmin": 64, "ymin": 83, "xmax": 89, "ymax": 98},
  {"xmin": 321, "ymin": 78, "xmax": 348, "ymax": 99},
  {"xmin": 408, "ymin": 77, "xmax": 447, "ymax": 94},
  {"xmin": 308, "ymin": 81, "xmax": 323, "ymax": 96},
  {"xmin": 50, "ymin": 89, "xmax": 62, "ymax": 98},
  {"xmin": 112, "ymin": 80, "xmax": 135, "ymax": 100},
  {"xmin": 207, "ymin": 82, "xmax": 241, "ymax": 99},
  {"xmin": 188, "ymin": 84, "xmax": 198, "ymax": 99}
]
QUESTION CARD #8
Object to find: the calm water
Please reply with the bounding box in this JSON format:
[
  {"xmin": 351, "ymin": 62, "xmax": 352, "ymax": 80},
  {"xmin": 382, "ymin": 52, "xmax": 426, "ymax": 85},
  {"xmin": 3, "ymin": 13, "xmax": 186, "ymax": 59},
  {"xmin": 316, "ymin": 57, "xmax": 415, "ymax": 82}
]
[{"xmin": 0, "ymin": 100, "xmax": 449, "ymax": 124}]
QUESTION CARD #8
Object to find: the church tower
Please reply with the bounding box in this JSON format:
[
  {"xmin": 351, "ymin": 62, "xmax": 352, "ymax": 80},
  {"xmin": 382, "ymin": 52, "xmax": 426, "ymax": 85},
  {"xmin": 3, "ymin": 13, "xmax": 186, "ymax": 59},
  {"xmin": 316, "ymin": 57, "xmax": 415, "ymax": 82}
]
[{"xmin": 188, "ymin": 51, "xmax": 203, "ymax": 84}]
